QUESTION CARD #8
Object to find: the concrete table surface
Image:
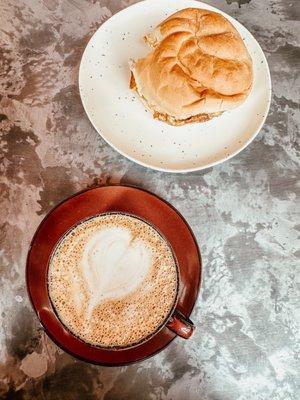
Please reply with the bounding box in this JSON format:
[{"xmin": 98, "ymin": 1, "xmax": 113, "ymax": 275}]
[{"xmin": 0, "ymin": 0, "xmax": 299, "ymax": 399}]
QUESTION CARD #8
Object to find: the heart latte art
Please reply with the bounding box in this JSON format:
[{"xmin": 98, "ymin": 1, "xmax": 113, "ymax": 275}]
[
  {"xmin": 48, "ymin": 214, "xmax": 178, "ymax": 348},
  {"xmin": 82, "ymin": 227, "xmax": 153, "ymax": 318}
]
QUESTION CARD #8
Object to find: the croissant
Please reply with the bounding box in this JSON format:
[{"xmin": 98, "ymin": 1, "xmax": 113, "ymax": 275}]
[{"xmin": 130, "ymin": 8, "xmax": 253, "ymax": 126}]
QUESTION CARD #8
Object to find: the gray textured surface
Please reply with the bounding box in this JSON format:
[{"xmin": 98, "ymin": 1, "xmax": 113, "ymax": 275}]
[{"xmin": 0, "ymin": 0, "xmax": 299, "ymax": 399}]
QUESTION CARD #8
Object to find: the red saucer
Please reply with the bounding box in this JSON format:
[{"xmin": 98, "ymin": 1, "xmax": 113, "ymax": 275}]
[{"xmin": 26, "ymin": 185, "xmax": 201, "ymax": 365}]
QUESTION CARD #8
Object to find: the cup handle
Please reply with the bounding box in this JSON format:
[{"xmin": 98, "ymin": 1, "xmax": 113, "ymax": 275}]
[{"xmin": 166, "ymin": 309, "xmax": 195, "ymax": 339}]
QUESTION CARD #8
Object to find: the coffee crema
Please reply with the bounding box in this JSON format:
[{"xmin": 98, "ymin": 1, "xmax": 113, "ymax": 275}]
[{"xmin": 48, "ymin": 213, "xmax": 178, "ymax": 348}]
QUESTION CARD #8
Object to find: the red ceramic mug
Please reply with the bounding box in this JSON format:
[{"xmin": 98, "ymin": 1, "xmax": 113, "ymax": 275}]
[
  {"xmin": 26, "ymin": 185, "xmax": 201, "ymax": 365},
  {"xmin": 167, "ymin": 310, "xmax": 195, "ymax": 339}
]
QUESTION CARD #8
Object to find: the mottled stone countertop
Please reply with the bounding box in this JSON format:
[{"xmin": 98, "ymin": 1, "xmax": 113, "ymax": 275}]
[{"xmin": 0, "ymin": 0, "xmax": 299, "ymax": 399}]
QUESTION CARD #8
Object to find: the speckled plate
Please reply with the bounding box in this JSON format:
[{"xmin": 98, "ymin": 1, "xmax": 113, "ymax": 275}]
[{"xmin": 79, "ymin": 0, "xmax": 271, "ymax": 173}]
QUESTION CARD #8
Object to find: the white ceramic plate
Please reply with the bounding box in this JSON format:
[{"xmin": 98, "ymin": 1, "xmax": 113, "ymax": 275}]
[{"xmin": 79, "ymin": 0, "xmax": 271, "ymax": 173}]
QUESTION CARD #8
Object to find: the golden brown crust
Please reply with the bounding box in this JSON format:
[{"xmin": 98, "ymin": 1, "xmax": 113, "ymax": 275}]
[
  {"xmin": 130, "ymin": 8, "xmax": 253, "ymax": 125},
  {"xmin": 130, "ymin": 72, "xmax": 220, "ymax": 126},
  {"xmin": 129, "ymin": 72, "xmax": 137, "ymax": 90}
]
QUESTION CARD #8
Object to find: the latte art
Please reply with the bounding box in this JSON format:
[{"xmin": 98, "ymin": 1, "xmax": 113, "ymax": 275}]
[
  {"xmin": 82, "ymin": 227, "xmax": 153, "ymax": 318},
  {"xmin": 48, "ymin": 214, "xmax": 178, "ymax": 348}
]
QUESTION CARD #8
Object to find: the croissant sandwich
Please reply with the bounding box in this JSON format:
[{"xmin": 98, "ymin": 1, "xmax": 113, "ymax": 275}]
[{"xmin": 130, "ymin": 8, "xmax": 253, "ymax": 126}]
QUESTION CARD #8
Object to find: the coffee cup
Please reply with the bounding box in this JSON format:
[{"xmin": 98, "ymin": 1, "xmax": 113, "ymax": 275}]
[
  {"xmin": 27, "ymin": 185, "xmax": 201, "ymax": 364},
  {"xmin": 48, "ymin": 212, "xmax": 194, "ymax": 349}
]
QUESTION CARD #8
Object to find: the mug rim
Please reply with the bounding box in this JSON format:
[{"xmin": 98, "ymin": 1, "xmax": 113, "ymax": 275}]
[
  {"xmin": 26, "ymin": 184, "xmax": 202, "ymax": 365},
  {"xmin": 46, "ymin": 210, "xmax": 181, "ymax": 351}
]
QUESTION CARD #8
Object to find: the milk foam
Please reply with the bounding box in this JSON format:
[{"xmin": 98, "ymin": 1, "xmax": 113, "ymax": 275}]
[
  {"xmin": 82, "ymin": 226, "xmax": 153, "ymax": 318},
  {"xmin": 48, "ymin": 214, "xmax": 178, "ymax": 348}
]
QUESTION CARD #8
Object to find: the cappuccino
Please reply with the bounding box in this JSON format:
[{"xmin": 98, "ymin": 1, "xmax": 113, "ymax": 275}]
[{"xmin": 48, "ymin": 213, "xmax": 178, "ymax": 348}]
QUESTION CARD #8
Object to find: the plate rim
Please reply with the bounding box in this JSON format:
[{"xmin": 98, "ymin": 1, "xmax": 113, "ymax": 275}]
[{"xmin": 79, "ymin": 0, "xmax": 272, "ymax": 173}]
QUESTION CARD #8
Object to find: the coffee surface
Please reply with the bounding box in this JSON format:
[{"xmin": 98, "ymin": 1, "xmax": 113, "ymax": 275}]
[{"xmin": 48, "ymin": 213, "xmax": 178, "ymax": 348}]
